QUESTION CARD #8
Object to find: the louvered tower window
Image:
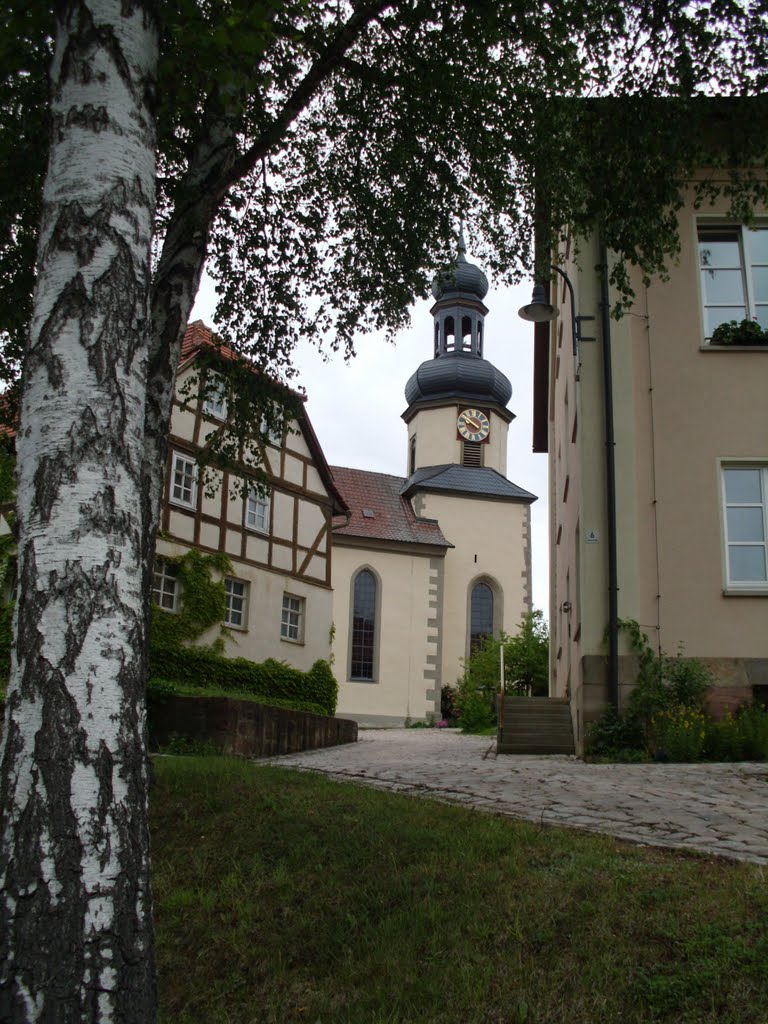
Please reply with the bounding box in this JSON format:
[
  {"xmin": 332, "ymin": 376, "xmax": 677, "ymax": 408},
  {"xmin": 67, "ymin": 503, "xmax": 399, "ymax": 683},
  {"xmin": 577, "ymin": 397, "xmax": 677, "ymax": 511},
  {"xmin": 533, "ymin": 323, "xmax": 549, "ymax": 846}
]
[{"xmin": 462, "ymin": 441, "xmax": 482, "ymax": 466}]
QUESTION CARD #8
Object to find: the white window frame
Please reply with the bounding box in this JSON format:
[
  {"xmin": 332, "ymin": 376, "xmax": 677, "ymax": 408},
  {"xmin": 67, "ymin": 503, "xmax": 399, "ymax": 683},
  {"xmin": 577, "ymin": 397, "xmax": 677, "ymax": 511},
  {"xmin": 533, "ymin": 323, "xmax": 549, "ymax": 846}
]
[
  {"xmin": 280, "ymin": 593, "xmax": 305, "ymax": 643},
  {"xmin": 720, "ymin": 462, "xmax": 768, "ymax": 593},
  {"xmin": 698, "ymin": 223, "xmax": 768, "ymax": 341},
  {"xmin": 152, "ymin": 560, "xmax": 180, "ymax": 613},
  {"xmin": 203, "ymin": 373, "xmax": 228, "ymax": 420},
  {"xmin": 224, "ymin": 577, "xmax": 248, "ymax": 629},
  {"xmin": 170, "ymin": 451, "xmax": 198, "ymax": 509},
  {"xmin": 245, "ymin": 487, "xmax": 270, "ymax": 534}
]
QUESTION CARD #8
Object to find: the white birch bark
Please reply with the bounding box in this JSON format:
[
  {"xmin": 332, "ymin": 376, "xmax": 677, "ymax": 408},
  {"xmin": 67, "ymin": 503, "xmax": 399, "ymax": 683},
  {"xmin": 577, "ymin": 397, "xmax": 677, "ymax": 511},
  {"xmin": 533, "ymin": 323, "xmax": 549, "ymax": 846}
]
[{"xmin": 0, "ymin": 2, "xmax": 158, "ymax": 1021}]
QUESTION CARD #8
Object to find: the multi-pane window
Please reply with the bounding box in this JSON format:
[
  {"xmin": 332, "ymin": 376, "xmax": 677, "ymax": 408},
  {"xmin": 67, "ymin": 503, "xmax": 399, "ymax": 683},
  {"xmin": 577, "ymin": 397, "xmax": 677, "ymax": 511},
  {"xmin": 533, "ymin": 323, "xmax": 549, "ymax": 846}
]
[
  {"xmin": 281, "ymin": 593, "xmax": 304, "ymax": 642},
  {"xmin": 351, "ymin": 569, "xmax": 377, "ymax": 680},
  {"xmin": 470, "ymin": 582, "xmax": 494, "ymax": 652},
  {"xmin": 722, "ymin": 466, "xmax": 768, "ymax": 589},
  {"xmin": 152, "ymin": 561, "xmax": 179, "ymax": 612},
  {"xmin": 203, "ymin": 374, "xmax": 227, "ymax": 419},
  {"xmin": 245, "ymin": 487, "xmax": 270, "ymax": 533},
  {"xmin": 698, "ymin": 226, "xmax": 768, "ymax": 338},
  {"xmin": 171, "ymin": 452, "xmax": 197, "ymax": 508},
  {"xmin": 224, "ymin": 577, "xmax": 248, "ymax": 629}
]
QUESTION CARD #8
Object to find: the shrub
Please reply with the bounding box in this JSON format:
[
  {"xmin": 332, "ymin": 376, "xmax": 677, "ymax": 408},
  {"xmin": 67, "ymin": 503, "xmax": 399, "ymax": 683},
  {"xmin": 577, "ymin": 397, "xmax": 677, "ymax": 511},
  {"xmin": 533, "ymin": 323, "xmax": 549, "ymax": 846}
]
[
  {"xmin": 160, "ymin": 732, "xmax": 220, "ymax": 757},
  {"xmin": 440, "ymin": 685, "xmax": 458, "ymax": 722},
  {"xmin": 454, "ymin": 680, "xmax": 495, "ymax": 733},
  {"xmin": 306, "ymin": 659, "xmax": 339, "ymax": 718},
  {"xmin": 454, "ymin": 611, "xmax": 550, "ymax": 734},
  {"xmin": 585, "ymin": 707, "xmax": 643, "ymax": 759},
  {"xmin": 586, "ymin": 620, "xmax": 714, "ymax": 759},
  {"xmin": 149, "ymin": 646, "xmax": 338, "ymax": 716},
  {"xmin": 649, "ymin": 705, "xmax": 707, "ymax": 762},
  {"xmin": 706, "ymin": 704, "xmax": 768, "ymax": 762},
  {"xmin": 504, "ymin": 610, "xmax": 549, "ymax": 696}
]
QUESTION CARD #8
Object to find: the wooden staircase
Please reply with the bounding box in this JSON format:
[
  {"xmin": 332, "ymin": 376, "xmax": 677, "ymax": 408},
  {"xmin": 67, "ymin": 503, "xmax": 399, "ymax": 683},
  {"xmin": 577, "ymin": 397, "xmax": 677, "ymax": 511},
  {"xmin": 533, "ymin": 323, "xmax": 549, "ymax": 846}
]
[{"xmin": 497, "ymin": 696, "xmax": 575, "ymax": 755}]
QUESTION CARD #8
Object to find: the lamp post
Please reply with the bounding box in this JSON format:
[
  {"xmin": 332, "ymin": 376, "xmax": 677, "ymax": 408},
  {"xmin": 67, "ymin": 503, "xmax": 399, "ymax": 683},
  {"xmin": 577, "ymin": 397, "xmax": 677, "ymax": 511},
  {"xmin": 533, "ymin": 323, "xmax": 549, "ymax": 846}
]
[{"xmin": 518, "ymin": 266, "xmax": 594, "ymax": 357}]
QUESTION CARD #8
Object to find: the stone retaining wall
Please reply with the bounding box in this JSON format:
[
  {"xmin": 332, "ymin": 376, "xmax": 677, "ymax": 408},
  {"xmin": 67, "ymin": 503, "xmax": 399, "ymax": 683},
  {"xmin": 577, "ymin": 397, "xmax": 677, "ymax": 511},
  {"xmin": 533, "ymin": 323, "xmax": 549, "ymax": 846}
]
[
  {"xmin": 150, "ymin": 694, "xmax": 358, "ymax": 758},
  {"xmin": 0, "ymin": 695, "xmax": 358, "ymax": 759}
]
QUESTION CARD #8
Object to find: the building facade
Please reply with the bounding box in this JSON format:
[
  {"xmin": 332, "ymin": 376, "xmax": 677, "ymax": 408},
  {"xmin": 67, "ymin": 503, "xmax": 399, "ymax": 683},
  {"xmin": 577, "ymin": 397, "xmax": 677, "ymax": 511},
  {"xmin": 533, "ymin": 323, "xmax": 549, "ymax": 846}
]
[
  {"xmin": 532, "ymin": 181, "xmax": 768, "ymax": 752},
  {"xmin": 157, "ymin": 239, "xmax": 537, "ymax": 725},
  {"xmin": 155, "ymin": 322, "xmax": 347, "ymax": 672},
  {"xmin": 333, "ymin": 236, "xmax": 536, "ymax": 724}
]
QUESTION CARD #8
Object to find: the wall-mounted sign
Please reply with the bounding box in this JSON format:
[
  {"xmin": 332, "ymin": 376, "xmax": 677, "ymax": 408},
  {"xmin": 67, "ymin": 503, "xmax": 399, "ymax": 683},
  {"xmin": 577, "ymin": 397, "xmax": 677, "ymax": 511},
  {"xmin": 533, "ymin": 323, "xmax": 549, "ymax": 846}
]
[{"xmin": 586, "ymin": 529, "xmax": 600, "ymax": 544}]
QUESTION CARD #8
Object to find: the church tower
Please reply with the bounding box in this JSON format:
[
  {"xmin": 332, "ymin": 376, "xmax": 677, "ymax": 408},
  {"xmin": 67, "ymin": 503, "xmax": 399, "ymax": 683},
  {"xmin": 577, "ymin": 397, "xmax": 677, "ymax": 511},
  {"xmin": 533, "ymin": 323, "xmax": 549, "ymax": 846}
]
[
  {"xmin": 332, "ymin": 233, "xmax": 536, "ymax": 728},
  {"xmin": 403, "ymin": 230, "xmax": 515, "ymax": 475},
  {"xmin": 399, "ymin": 234, "xmax": 536, "ymax": 686}
]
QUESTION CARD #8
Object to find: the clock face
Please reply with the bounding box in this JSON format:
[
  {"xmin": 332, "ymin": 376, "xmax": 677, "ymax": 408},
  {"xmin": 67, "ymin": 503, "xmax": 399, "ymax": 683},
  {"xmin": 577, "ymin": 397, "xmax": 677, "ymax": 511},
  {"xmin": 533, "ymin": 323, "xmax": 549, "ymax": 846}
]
[{"xmin": 457, "ymin": 408, "xmax": 490, "ymax": 442}]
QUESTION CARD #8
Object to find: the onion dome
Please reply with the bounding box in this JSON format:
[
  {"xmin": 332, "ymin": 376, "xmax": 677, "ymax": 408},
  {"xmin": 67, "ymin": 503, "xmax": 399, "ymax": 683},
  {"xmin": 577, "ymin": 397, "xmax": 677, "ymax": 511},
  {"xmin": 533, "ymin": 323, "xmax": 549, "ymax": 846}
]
[
  {"xmin": 431, "ymin": 228, "xmax": 489, "ymax": 301},
  {"xmin": 405, "ymin": 352, "xmax": 512, "ymax": 407}
]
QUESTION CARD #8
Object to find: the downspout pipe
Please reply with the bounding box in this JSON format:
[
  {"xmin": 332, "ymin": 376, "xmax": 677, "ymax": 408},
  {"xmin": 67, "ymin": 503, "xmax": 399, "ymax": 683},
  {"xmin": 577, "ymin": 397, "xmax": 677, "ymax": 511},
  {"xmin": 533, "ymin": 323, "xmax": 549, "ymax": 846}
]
[{"xmin": 599, "ymin": 243, "xmax": 620, "ymax": 712}]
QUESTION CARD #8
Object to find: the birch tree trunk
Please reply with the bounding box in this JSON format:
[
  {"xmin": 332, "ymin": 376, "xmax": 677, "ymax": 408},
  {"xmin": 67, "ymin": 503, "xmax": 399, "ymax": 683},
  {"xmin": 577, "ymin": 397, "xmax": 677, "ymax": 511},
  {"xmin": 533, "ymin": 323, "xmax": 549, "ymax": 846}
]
[{"xmin": 0, "ymin": 2, "xmax": 159, "ymax": 1021}]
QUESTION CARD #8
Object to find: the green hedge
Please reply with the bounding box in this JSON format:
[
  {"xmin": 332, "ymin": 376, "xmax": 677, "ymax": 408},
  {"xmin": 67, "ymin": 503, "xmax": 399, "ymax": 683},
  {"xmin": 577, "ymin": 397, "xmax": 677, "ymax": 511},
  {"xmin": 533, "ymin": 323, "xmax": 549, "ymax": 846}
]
[
  {"xmin": 149, "ymin": 644, "xmax": 338, "ymax": 716},
  {"xmin": 146, "ymin": 676, "xmax": 328, "ymax": 717}
]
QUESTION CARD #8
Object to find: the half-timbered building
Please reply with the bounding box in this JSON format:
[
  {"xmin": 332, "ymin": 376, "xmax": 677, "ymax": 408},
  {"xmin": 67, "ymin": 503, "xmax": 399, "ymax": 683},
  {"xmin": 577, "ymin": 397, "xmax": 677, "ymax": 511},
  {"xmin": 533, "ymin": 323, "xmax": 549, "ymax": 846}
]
[{"xmin": 155, "ymin": 321, "xmax": 347, "ymax": 671}]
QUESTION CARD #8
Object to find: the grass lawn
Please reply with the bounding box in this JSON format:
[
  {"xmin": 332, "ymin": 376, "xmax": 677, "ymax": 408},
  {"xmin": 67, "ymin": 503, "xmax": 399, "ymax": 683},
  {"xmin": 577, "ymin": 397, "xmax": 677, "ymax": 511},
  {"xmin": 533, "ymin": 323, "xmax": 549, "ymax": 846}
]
[{"xmin": 151, "ymin": 756, "xmax": 768, "ymax": 1024}]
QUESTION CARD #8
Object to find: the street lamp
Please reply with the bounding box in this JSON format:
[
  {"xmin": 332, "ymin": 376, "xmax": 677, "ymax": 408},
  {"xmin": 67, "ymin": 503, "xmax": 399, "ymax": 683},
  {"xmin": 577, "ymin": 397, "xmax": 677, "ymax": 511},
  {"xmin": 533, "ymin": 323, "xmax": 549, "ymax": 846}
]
[
  {"xmin": 518, "ymin": 266, "xmax": 594, "ymax": 358},
  {"xmin": 517, "ymin": 258, "xmax": 619, "ymax": 715}
]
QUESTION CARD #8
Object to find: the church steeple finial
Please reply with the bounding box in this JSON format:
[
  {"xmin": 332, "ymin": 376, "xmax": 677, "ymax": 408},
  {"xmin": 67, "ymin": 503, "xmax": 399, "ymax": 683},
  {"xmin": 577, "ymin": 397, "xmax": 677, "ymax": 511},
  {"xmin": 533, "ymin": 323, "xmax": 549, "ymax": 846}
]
[{"xmin": 457, "ymin": 222, "xmax": 467, "ymax": 260}]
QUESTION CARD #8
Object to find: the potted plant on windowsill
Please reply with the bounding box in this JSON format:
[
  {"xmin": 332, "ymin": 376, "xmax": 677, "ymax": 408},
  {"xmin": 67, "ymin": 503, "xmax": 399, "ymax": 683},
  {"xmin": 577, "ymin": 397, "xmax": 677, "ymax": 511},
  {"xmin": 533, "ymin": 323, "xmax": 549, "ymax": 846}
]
[{"xmin": 710, "ymin": 318, "xmax": 768, "ymax": 346}]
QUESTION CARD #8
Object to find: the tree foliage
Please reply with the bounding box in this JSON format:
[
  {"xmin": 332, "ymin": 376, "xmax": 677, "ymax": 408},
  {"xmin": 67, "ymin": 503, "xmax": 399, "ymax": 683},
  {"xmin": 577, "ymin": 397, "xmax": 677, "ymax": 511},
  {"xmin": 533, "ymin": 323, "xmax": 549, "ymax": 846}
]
[
  {"xmin": 2, "ymin": 2, "xmax": 768, "ymax": 1018},
  {"xmin": 455, "ymin": 611, "xmax": 550, "ymax": 732},
  {"xmin": 3, "ymin": 3, "xmax": 768, "ymax": 421}
]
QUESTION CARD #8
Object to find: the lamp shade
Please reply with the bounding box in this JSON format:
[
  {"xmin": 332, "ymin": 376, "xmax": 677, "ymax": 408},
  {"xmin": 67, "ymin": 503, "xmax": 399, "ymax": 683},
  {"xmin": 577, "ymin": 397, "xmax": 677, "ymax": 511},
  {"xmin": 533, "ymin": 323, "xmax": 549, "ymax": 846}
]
[{"xmin": 518, "ymin": 283, "xmax": 559, "ymax": 323}]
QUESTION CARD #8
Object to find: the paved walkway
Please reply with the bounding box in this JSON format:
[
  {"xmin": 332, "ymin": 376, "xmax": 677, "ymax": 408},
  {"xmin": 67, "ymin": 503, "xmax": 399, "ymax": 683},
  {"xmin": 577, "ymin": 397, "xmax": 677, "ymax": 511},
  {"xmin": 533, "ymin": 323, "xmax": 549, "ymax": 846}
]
[{"xmin": 268, "ymin": 729, "xmax": 768, "ymax": 865}]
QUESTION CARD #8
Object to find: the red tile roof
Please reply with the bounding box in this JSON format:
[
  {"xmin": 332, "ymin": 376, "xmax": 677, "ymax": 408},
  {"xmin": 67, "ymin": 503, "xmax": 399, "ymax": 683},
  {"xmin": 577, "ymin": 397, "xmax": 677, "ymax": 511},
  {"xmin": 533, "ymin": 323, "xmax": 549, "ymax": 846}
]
[
  {"xmin": 331, "ymin": 466, "xmax": 451, "ymax": 549},
  {"xmin": 179, "ymin": 320, "xmax": 248, "ymax": 367},
  {"xmin": 180, "ymin": 321, "xmax": 347, "ymax": 516}
]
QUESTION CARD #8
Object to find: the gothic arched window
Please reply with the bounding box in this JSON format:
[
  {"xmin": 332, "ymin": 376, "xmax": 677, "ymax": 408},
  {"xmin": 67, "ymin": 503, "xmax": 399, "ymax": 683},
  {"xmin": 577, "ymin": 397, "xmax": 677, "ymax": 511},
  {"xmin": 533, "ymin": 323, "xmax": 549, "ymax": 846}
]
[
  {"xmin": 351, "ymin": 569, "xmax": 377, "ymax": 680},
  {"xmin": 470, "ymin": 582, "xmax": 494, "ymax": 652}
]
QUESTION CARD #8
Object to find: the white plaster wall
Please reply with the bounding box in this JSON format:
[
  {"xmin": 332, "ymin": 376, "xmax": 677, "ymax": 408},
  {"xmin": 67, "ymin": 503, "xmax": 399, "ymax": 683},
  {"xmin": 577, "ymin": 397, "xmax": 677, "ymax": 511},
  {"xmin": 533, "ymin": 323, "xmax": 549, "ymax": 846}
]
[
  {"xmin": 155, "ymin": 537, "xmax": 333, "ymax": 673},
  {"xmin": 413, "ymin": 492, "xmax": 531, "ymax": 689},
  {"xmin": 169, "ymin": 404, "xmax": 196, "ymax": 441},
  {"xmin": 297, "ymin": 502, "xmax": 326, "ymax": 550},
  {"xmin": 283, "ymin": 453, "xmax": 304, "ymax": 487},
  {"xmin": 333, "ymin": 544, "xmax": 440, "ymax": 723},
  {"xmin": 407, "ymin": 404, "xmax": 509, "ymax": 474}
]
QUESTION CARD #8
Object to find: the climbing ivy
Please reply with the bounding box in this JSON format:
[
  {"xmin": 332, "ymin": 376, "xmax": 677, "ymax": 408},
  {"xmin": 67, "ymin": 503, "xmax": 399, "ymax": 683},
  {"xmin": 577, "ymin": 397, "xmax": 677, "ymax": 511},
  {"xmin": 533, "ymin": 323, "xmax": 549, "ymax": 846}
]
[{"xmin": 151, "ymin": 548, "xmax": 232, "ymax": 653}]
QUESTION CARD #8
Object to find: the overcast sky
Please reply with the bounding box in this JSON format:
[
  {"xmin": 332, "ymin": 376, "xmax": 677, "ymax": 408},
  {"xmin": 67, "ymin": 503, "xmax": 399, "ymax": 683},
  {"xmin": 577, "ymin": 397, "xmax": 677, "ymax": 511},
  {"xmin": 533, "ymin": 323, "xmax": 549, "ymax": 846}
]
[{"xmin": 191, "ymin": 267, "xmax": 550, "ymax": 613}]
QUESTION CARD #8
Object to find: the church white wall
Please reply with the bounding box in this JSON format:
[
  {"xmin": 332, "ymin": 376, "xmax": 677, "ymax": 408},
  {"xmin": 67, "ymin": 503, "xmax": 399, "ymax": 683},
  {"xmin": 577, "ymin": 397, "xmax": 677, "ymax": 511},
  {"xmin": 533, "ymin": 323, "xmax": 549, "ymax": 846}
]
[
  {"xmin": 407, "ymin": 404, "xmax": 509, "ymax": 474},
  {"xmin": 333, "ymin": 543, "xmax": 443, "ymax": 725},
  {"xmin": 408, "ymin": 406, "xmax": 461, "ymax": 469},
  {"xmin": 410, "ymin": 492, "xmax": 532, "ymax": 688}
]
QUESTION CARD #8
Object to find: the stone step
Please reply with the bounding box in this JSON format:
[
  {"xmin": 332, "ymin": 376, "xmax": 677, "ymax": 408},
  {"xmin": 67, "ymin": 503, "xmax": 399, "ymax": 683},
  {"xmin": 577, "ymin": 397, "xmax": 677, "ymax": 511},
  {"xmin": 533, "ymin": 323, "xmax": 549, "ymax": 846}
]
[
  {"xmin": 496, "ymin": 695, "xmax": 575, "ymax": 756},
  {"xmin": 497, "ymin": 742, "xmax": 575, "ymax": 755},
  {"xmin": 503, "ymin": 727, "xmax": 572, "ymax": 737}
]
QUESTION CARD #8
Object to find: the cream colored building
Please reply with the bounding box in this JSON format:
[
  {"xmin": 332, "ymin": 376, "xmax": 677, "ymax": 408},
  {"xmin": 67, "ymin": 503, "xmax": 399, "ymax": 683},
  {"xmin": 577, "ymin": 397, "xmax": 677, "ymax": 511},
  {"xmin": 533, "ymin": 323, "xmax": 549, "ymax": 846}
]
[
  {"xmin": 333, "ymin": 237, "xmax": 536, "ymax": 724},
  {"xmin": 158, "ymin": 240, "xmax": 536, "ymax": 725},
  {"xmin": 532, "ymin": 181, "xmax": 768, "ymax": 753},
  {"xmin": 155, "ymin": 322, "xmax": 346, "ymax": 672}
]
